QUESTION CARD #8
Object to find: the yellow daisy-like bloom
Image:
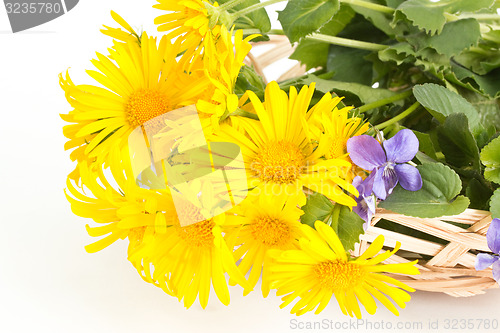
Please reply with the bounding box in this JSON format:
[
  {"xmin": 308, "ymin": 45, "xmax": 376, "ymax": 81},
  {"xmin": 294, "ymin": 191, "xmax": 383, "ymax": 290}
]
[
  {"xmin": 101, "ymin": 11, "xmax": 141, "ymax": 45},
  {"xmin": 128, "ymin": 189, "xmax": 252, "ymax": 309},
  {"xmin": 196, "ymin": 26, "xmax": 257, "ymax": 129},
  {"xmin": 267, "ymin": 221, "xmax": 420, "ymax": 317},
  {"xmin": 65, "ymin": 146, "xmax": 175, "ymax": 266},
  {"xmin": 60, "ymin": 25, "xmax": 210, "ymax": 179},
  {"xmin": 224, "ymin": 191, "xmax": 305, "ymax": 296},
  {"xmin": 154, "ymin": 0, "xmax": 222, "ymax": 53},
  {"xmin": 212, "ymin": 81, "xmax": 359, "ymax": 207},
  {"xmin": 308, "ymin": 97, "xmax": 369, "ymax": 181}
]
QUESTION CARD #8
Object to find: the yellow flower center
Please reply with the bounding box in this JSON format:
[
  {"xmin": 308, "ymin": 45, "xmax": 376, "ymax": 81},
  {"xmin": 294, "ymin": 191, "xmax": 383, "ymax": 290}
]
[
  {"xmin": 126, "ymin": 89, "xmax": 170, "ymax": 127},
  {"xmin": 326, "ymin": 137, "xmax": 347, "ymax": 159},
  {"xmin": 129, "ymin": 226, "xmax": 147, "ymax": 243},
  {"xmin": 177, "ymin": 219, "xmax": 215, "ymax": 248},
  {"xmin": 250, "ymin": 216, "xmax": 292, "ymax": 247},
  {"xmin": 314, "ymin": 260, "xmax": 366, "ymax": 291},
  {"xmin": 251, "ymin": 141, "xmax": 305, "ymax": 184}
]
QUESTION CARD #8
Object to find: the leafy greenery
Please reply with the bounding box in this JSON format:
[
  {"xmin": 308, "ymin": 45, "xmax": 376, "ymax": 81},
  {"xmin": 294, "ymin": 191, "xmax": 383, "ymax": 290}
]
[
  {"xmin": 481, "ymin": 136, "xmax": 500, "ymax": 184},
  {"xmin": 379, "ymin": 163, "xmax": 470, "ymax": 218},
  {"xmin": 219, "ymin": 0, "xmax": 271, "ymax": 38},
  {"xmin": 301, "ymin": 192, "xmax": 364, "ymax": 251},
  {"xmin": 234, "ymin": 0, "xmax": 500, "ymax": 228},
  {"xmin": 437, "ymin": 113, "xmax": 480, "ymax": 170},
  {"xmin": 278, "ymin": 0, "xmax": 340, "ymax": 43},
  {"xmin": 413, "ymin": 83, "xmax": 480, "ymax": 131},
  {"xmin": 290, "ymin": 4, "xmax": 356, "ymax": 70},
  {"xmin": 491, "ymin": 188, "xmax": 500, "ymax": 218}
]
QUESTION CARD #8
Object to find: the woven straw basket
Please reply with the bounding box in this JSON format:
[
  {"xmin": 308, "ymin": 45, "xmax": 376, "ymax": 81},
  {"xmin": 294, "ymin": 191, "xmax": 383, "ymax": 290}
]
[{"xmin": 246, "ymin": 36, "xmax": 498, "ymax": 297}]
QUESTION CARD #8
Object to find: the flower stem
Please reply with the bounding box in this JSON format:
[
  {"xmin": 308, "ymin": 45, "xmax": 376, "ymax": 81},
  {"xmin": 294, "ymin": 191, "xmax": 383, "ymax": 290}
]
[
  {"xmin": 219, "ymin": 0, "xmax": 249, "ymax": 11},
  {"xmin": 356, "ymin": 90, "xmax": 412, "ymax": 113},
  {"xmin": 374, "ymin": 102, "xmax": 420, "ymax": 130},
  {"xmin": 230, "ymin": 109, "xmax": 259, "ymax": 120},
  {"xmin": 231, "ymin": 0, "xmax": 287, "ymax": 17},
  {"xmin": 307, "ymin": 33, "xmax": 387, "ymax": 51},
  {"xmin": 340, "ymin": 0, "xmax": 394, "ymax": 14}
]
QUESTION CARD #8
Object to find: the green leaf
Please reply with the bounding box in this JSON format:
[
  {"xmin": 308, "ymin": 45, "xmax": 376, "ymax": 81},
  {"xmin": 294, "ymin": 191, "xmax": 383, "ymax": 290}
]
[
  {"xmin": 413, "ymin": 130, "xmax": 438, "ymax": 160},
  {"xmin": 480, "ymin": 136, "xmax": 500, "ymax": 184},
  {"xmin": 327, "ymin": 47, "xmax": 373, "ymax": 85},
  {"xmin": 349, "ymin": 0, "xmax": 394, "ymax": 36},
  {"xmin": 407, "ymin": 19, "xmax": 481, "ymax": 58},
  {"xmin": 490, "ymin": 188, "xmax": 500, "ymax": 218},
  {"xmin": 378, "ymin": 43, "xmax": 416, "ymax": 65},
  {"xmin": 465, "ymin": 178, "xmax": 493, "ymax": 210},
  {"xmin": 379, "ymin": 163, "xmax": 470, "ymax": 218},
  {"xmin": 290, "ymin": 4, "xmax": 355, "ymax": 70},
  {"xmin": 395, "ymin": 0, "xmax": 495, "ymax": 35},
  {"xmin": 300, "ymin": 193, "xmax": 364, "ymax": 251},
  {"xmin": 336, "ymin": 204, "xmax": 365, "ymax": 251},
  {"xmin": 454, "ymin": 46, "xmax": 500, "ymax": 76},
  {"xmin": 437, "ymin": 113, "xmax": 480, "ymax": 170},
  {"xmin": 278, "ymin": 0, "xmax": 340, "ymax": 43},
  {"xmin": 395, "ymin": 0, "xmax": 448, "ymax": 35},
  {"xmin": 290, "ymin": 40, "xmax": 330, "ymax": 71},
  {"xmin": 300, "ymin": 192, "xmax": 335, "ymax": 228},
  {"xmin": 449, "ymin": 63, "xmax": 500, "ymax": 98},
  {"xmin": 459, "ymin": 89, "xmax": 500, "ymax": 132},
  {"xmin": 234, "ymin": 65, "xmax": 266, "ymax": 100},
  {"xmin": 300, "ymin": 74, "xmax": 397, "ymax": 104},
  {"xmin": 219, "ymin": 0, "xmax": 271, "ymax": 33},
  {"xmin": 413, "ymin": 83, "xmax": 480, "ymax": 131}
]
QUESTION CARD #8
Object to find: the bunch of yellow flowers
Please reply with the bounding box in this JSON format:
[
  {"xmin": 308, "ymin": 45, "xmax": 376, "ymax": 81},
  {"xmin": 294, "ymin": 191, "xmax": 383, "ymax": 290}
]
[{"xmin": 61, "ymin": 0, "xmax": 419, "ymax": 317}]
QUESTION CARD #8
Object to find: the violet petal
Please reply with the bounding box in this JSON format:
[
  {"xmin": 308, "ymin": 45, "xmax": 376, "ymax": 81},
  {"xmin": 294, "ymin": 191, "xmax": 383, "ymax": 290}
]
[
  {"xmin": 487, "ymin": 218, "xmax": 500, "ymax": 254},
  {"xmin": 365, "ymin": 195, "xmax": 376, "ymax": 216},
  {"xmin": 382, "ymin": 164, "xmax": 399, "ymax": 196},
  {"xmin": 383, "ymin": 129, "xmax": 419, "ymax": 163},
  {"xmin": 352, "ymin": 176, "xmax": 362, "ymax": 188},
  {"xmin": 395, "ymin": 163, "xmax": 423, "ymax": 191},
  {"xmin": 353, "ymin": 202, "xmax": 370, "ymax": 224},
  {"xmin": 372, "ymin": 168, "xmax": 388, "ymax": 200},
  {"xmin": 475, "ymin": 253, "xmax": 498, "ymax": 270},
  {"xmin": 355, "ymin": 172, "xmax": 376, "ymax": 197},
  {"xmin": 492, "ymin": 259, "xmax": 500, "ymax": 284},
  {"xmin": 347, "ymin": 135, "xmax": 386, "ymax": 171}
]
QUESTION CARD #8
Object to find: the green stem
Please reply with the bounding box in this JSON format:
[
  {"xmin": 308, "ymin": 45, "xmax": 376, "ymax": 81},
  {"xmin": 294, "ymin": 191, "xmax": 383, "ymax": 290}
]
[
  {"xmin": 374, "ymin": 102, "xmax": 420, "ymax": 130},
  {"xmin": 243, "ymin": 29, "xmax": 388, "ymax": 52},
  {"xmin": 356, "ymin": 90, "xmax": 412, "ymax": 113},
  {"xmin": 241, "ymin": 28, "xmax": 283, "ymax": 35},
  {"xmin": 218, "ymin": 0, "xmax": 248, "ymax": 11},
  {"xmin": 230, "ymin": 109, "xmax": 259, "ymax": 120},
  {"xmin": 231, "ymin": 0, "xmax": 287, "ymax": 17},
  {"xmin": 457, "ymin": 14, "xmax": 500, "ymax": 21},
  {"xmin": 307, "ymin": 33, "xmax": 387, "ymax": 51},
  {"xmin": 340, "ymin": 0, "xmax": 394, "ymax": 14}
]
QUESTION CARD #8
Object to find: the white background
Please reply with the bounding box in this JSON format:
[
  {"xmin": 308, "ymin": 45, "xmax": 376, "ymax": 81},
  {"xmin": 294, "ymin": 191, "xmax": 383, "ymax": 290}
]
[{"xmin": 0, "ymin": 1, "xmax": 499, "ymax": 332}]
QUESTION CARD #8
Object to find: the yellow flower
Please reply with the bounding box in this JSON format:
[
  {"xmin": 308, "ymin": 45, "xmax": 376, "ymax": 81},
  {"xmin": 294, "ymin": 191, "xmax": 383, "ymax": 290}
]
[
  {"xmin": 224, "ymin": 191, "xmax": 305, "ymax": 296},
  {"xmin": 64, "ymin": 146, "xmax": 175, "ymax": 277},
  {"xmin": 308, "ymin": 97, "xmax": 369, "ymax": 181},
  {"xmin": 212, "ymin": 81, "xmax": 359, "ymax": 207},
  {"xmin": 267, "ymin": 221, "xmax": 420, "ymax": 317},
  {"xmin": 154, "ymin": 0, "xmax": 222, "ymax": 52},
  {"xmin": 60, "ymin": 24, "xmax": 211, "ymax": 178},
  {"xmin": 101, "ymin": 11, "xmax": 141, "ymax": 44},
  {"xmin": 197, "ymin": 26, "xmax": 257, "ymax": 129},
  {"xmin": 128, "ymin": 187, "xmax": 252, "ymax": 309}
]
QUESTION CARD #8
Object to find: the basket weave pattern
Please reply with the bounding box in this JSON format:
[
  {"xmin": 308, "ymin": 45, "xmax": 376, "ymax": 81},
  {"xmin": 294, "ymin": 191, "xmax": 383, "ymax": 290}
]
[
  {"xmin": 359, "ymin": 209, "xmax": 497, "ymax": 297},
  {"xmin": 247, "ymin": 38, "xmax": 498, "ymax": 297}
]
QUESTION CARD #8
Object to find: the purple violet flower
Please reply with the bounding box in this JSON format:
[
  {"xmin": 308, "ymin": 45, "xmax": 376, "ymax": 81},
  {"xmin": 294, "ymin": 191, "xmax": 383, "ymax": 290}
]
[
  {"xmin": 346, "ymin": 129, "xmax": 423, "ymax": 200},
  {"xmin": 352, "ymin": 176, "xmax": 376, "ymax": 229},
  {"xmin": 475, "ymin": 218, "xmax": 500, "ymax": 284}
]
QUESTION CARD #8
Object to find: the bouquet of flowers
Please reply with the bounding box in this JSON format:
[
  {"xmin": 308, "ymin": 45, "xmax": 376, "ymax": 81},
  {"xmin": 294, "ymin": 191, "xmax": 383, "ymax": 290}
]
[{"xmin": 61, "ymin": 0, "xmax": 500, "ymax": 318}]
